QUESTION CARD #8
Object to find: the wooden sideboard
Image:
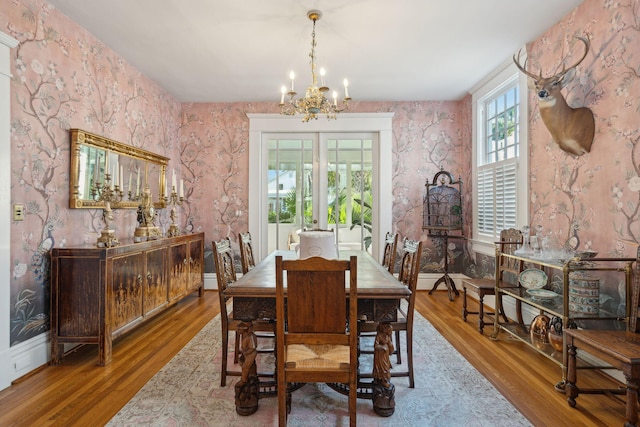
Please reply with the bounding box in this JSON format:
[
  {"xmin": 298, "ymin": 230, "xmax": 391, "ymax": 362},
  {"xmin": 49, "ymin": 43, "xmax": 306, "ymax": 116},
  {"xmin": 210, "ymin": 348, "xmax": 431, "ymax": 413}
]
[{"xmin": 50, "ymin": 232, "xmax": 204, "ymax": 366}]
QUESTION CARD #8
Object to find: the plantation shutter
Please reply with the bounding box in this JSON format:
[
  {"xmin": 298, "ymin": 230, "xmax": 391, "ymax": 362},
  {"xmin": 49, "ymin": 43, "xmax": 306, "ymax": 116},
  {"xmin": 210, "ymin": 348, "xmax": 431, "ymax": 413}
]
[
  {"xmin": 477, "ymin": 167, "xmax": 493, "ymax": 235},
  {"xmin": 477, "ymin": 159, "xmax": 517, "ymax": 240}
]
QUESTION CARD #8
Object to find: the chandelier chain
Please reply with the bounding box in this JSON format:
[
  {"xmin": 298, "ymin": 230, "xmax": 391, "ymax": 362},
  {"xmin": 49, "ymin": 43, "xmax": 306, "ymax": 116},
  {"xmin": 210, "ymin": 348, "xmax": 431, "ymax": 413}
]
[{"xmin": 310, "ymin": 18, "xmax": 317, "ymax": 88}]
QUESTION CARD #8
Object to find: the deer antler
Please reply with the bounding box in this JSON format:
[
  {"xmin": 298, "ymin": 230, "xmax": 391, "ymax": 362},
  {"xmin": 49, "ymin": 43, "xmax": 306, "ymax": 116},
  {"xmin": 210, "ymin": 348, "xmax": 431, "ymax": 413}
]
[
  {"xmin": 513, "ymin": 36, "xmax": 590, "ymax": 81},
  {"xmin": 513, "ymin": 49, "xmax": 539, "ymax": 80},
  {"xmin": 557, "ymin": 36, "xmax": 590, "ymax": 78}
]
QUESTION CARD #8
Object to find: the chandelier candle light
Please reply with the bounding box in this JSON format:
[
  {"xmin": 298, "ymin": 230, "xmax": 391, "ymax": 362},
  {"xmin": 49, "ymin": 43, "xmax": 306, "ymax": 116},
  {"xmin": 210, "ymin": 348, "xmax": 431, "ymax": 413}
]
[{"xmin": 279, "ymin": 10, "xmax": 351, "ymax": 122}]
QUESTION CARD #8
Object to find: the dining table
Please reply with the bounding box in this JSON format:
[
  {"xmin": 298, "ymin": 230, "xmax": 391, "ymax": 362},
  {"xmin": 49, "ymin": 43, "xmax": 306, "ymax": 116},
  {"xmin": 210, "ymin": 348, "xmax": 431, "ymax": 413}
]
[{"xmin": 223, "ymin": 249, "xmax": 411, "ymax": 417}]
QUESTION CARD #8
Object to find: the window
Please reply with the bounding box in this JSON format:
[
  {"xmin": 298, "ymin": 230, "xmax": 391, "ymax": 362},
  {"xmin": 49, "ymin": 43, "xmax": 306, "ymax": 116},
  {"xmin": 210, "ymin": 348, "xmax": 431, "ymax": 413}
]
[{"xmin": 471, "ymin": 59, "xmax": 528, "ymax": 255}]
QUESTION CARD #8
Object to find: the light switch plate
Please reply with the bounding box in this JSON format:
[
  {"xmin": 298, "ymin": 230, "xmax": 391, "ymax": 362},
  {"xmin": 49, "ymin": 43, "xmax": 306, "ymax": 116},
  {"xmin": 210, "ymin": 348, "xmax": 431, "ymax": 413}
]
[{"xmin": 13, "ymin": 204, "xmax": 24, "ymax": 221}]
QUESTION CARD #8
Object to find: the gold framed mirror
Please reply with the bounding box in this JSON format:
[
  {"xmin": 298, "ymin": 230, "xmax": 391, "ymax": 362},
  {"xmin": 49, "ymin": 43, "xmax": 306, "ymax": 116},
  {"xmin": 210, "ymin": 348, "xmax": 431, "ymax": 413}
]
[{"xmin": 69, "ymin": 128, "xmax": 169, "ymax": 209}]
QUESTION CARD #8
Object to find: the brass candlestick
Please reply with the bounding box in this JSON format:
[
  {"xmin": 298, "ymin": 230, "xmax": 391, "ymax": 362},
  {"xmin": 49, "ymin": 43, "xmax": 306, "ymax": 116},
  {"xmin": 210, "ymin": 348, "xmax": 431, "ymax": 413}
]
[
  {"xmin": 92, "ymin": 173, "xmax": 123, "ymax": 248},
  {"xmin": 164, "ymin": 186, "xmax": 184, "ymax": 237}
]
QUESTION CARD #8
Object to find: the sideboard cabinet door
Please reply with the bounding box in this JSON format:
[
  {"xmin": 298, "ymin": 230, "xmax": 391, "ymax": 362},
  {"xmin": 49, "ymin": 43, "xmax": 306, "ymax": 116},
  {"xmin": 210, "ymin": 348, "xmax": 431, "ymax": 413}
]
[
  {"xmin": 144, "ymin": 246, "xmax": 169, "ymax": 316},
  {"xmin": 51, "ymin": 253, "xmax": 103, "ymax": 352},
  {"xmin": 189, "ymin": 237, "xmax": 204, "ymax": 295},
  {"xmin": 111, "ymin": 251, "xmax": 145, "ymax": 333},
  {"xmin": 169, "ymin": 242, "xmax": 189, "ymax": 302}
]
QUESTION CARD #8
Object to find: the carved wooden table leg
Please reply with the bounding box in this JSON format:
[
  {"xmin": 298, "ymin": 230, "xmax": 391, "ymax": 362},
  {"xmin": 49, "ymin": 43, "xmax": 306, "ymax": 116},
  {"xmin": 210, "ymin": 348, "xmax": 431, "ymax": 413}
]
[
  {"xmin": 234, "ymin": 322, "xmax": 259, "ymax": 415},
  {"xmin": 372, "ymin": 322, "xmax": 396, "ymax": 416}
]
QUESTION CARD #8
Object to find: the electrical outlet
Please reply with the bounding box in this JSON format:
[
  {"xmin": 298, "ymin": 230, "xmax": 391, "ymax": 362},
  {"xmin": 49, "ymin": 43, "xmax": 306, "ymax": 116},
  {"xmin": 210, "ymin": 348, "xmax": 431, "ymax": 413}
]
[{"xmin": 13, "ymin": 204, "xmax": 24, "ymax": 221}]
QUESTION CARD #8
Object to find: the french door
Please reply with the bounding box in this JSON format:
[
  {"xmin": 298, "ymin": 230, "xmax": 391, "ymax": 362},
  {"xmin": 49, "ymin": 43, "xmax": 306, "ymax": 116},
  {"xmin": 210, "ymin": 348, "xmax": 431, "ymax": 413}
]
[
  {"xmin": 247, "ymin": 113, "xmax": 394, "ymax": 262},
  {"xmin": 266, "ymin": 133, "xmax": 375, "ymax": 254}
]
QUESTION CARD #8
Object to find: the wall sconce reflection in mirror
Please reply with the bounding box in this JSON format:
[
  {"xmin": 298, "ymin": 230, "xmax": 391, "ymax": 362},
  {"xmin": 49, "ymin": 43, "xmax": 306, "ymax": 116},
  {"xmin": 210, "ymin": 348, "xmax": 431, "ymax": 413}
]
[{"xmin": 69, "ymin": 129, "xmax": 169, "ymax": 210}]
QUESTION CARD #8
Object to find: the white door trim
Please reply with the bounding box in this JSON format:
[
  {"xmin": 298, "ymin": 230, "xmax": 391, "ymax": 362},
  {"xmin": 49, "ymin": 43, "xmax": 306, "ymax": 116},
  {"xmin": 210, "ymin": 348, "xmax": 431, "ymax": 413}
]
[{"xmin": 1, "ymin": 31, "xmax": 19, "ymax": 391}]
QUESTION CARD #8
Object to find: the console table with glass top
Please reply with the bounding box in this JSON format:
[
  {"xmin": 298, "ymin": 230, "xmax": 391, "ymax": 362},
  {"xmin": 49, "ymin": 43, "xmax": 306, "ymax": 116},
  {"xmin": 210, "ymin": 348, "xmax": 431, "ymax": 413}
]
[{"xmin": 490, "ymin": 250, "xmax": 634, "ymax": 391}]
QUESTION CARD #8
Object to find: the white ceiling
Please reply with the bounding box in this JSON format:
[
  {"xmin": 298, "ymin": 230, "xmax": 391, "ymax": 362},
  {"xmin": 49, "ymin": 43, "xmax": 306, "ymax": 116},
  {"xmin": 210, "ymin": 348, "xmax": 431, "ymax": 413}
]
[{"xmin": 48, "ymin": 0, "xmax": 584, "ymax": 103}]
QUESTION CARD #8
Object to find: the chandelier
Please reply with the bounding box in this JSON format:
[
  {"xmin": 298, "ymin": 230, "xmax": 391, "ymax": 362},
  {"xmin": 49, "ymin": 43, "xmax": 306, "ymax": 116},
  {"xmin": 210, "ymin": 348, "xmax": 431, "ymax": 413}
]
[{"xmin": 279, "ymin": 10, "xmax": 351, "ymax": 122}]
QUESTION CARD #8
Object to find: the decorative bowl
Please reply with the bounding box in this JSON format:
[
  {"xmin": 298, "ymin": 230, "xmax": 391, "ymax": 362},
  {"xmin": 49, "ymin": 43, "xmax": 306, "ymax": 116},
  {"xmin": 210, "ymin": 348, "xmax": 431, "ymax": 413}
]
[{"xmin": 519, "ymin": 268, "xmax": 548, "ymax": 290}]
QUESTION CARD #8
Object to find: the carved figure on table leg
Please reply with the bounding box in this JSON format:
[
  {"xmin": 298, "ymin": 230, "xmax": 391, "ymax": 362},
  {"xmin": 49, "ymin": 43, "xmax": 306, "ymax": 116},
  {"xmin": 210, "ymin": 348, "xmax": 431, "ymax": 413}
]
[
  {"xmin": 373, "ymin": 322, "xmax": 394, "ymax": 386},
  {"xmin": 239, "ymin": 322, "xmax": 258, "ymax": 383},
  {"xmin": 372, "ymin": 322, "xmax": 396, "ymax": 417},
  {"xmin": 234, "ymin": 322, "xmax": 259, "ymax": 415}
]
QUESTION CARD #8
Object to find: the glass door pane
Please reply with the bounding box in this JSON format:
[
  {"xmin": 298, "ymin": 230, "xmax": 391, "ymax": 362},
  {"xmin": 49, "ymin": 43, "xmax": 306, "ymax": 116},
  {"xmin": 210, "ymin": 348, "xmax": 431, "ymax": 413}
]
[
  {"xmin": 326, "ymin": 137, "xmax": 373, "ymax": 253},
  {"xmin": 266, "ymin": 133, "xmax": 375, "ymax": 255},
  {"xmin": 267, "ymin": 137, "xmax": 314, "ymax": 253}
]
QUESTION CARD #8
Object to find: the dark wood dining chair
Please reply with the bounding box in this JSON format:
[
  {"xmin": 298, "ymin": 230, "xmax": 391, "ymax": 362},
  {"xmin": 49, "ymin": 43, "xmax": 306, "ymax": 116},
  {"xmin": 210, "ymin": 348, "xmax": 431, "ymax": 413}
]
[
  {"xmin": 212, "ymin": 238, "xmax": 274, "ymax": 387},
  {"xmin": 381, "ymin": 232, "xmax": 398, "ymax": 273},
  {"xmin": 275, "ymin": 255, "xmax": 358, "ymax": 427},
  {"xmin": 360, "ymin": 237, "xmax": 423, "ymax": 388},
  {"xmin": 238, "ymin": 231, "xmax": 256, "ymax": 275}
]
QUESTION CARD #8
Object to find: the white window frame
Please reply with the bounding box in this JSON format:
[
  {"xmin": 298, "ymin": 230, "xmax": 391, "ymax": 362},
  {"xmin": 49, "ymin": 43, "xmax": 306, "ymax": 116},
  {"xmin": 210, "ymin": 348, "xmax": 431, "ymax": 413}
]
[{"xmin": 470, "ymin": 56, "xmax": 529, "ymax": 256}]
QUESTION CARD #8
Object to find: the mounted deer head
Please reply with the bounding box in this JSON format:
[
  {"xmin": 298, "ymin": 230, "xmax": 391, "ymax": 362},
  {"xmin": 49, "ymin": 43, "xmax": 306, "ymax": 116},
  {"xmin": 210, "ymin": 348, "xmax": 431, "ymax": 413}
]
[{"xmin": 514, "ymin": 36, "xmax": 595, "ymax": 156}]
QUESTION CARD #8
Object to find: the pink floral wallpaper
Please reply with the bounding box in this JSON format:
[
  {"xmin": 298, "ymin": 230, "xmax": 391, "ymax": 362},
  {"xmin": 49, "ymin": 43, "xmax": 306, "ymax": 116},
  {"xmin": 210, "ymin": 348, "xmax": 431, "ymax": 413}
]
[
  {"xmin": 178, "ymin": 103, "xmax": 271, "ymax": 243},
  {"xmin": 527, "ymin": 0, "xmax": 640, "ymax": 258},
  {"xmin": 524, "ymin": 0, "xmax": 640, "ymax": 316},
  {"xmin": 2, "ymin": 0, "xmax": 639, "ymax": 346},
  {"xmin": 3, "ymin": 1, "xmax": 183, "ymax": 345},
  {"xmin": 179, "ymin": 100, "xmax": 468, "ymax": 266}
]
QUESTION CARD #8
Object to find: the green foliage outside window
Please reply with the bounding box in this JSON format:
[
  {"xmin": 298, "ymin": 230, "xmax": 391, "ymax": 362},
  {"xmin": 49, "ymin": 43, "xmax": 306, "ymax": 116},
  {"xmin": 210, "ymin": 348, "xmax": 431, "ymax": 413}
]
[{"xmin": 269, "ymin": 170, "xmax": 373, "ymax": 250}]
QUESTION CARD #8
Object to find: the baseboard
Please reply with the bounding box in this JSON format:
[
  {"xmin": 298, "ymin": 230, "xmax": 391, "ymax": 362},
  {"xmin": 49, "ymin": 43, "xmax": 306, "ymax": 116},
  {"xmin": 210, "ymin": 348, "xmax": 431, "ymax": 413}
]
[
  {"xmin": 204, "ymin": 272, "xmax": 216, "ymax": 290},
  {"xmin": 5, "ymin": 331, "xmax": 50, "ymax": 385}
]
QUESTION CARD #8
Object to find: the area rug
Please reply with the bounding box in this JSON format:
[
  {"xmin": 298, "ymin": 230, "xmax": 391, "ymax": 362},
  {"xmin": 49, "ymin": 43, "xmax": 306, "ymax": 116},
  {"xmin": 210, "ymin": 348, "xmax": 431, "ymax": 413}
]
[{"xmin": 107, "ymin": 311, "xmax": 532, "ymax": 426}]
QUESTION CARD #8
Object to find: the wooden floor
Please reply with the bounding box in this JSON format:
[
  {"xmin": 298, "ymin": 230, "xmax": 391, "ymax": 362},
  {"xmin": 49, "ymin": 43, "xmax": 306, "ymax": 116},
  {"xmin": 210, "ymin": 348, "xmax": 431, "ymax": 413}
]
[{"xmin": 0, "ymin": 289, "xmax": 628, "ymax": 426}]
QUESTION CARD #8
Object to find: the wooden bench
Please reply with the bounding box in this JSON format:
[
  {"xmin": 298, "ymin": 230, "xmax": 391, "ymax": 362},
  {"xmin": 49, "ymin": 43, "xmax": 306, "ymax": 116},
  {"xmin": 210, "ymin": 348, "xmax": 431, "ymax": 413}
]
[
  {"xmin": 462, "ymin": 228, "xmax": 522, "ymax": 334},
  {"xmin": 565, "ymin": 329, "xmax": 640, "ymax": 427},
  {"xmin": 462, "ymin": 278, "xmax": 507, "ymax": 334}
]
